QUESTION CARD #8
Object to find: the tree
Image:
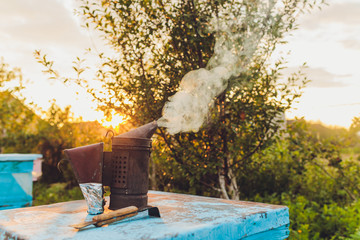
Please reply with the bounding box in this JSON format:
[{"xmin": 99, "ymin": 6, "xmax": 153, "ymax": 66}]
[
  {"xmin": 0, "ymin": 59, "xmax": 110, "ymax": 186},
  {"xmin": 34, "ymin": 101, "xmax": 108, "ymax": 184},
  {"xmin": 0, "ymin": 60, "xmax": 40, "ymax": 153},
  {"xmin": 247, "ymin": 118, "xmax": 360, "ymax": 239},
  {"xmin": 350, "ymin": 116, "xmax": 360, "ymax": 135},
  {"xmin": 38, "ymin": 0, "xmax": 324, "ymax": 199}
]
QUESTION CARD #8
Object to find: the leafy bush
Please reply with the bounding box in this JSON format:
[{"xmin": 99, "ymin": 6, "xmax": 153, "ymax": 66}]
[
  {"xmin": 32, "ymin": 182, "xmax": 83, "ymax": 206},
  {"xmin": 284, "ymin": 195, "xmax": 360, "ymax": 240},
  {"xmin": 242, "ymin": 119, "xmax": 360, "ymax": 239},
  {"xmin": 153, "ymin": 118, "xmax": 360, "ymax": 239}
]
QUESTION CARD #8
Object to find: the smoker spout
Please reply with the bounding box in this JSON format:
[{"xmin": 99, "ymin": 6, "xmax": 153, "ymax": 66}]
[{"xmin": 116, "ymin": 121, "xmax": 158, "ymax": 139}]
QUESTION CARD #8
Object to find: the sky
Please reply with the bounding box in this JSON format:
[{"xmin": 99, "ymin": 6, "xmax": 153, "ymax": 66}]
[
  {"xmin": 277, "ymin": 0, "xmax": 360, "ymax": 128},
  {"xmin": 0, "ymin": 0, "xmax": 110, "ymax": 123},
  {"xmin": 0, "ymin": 0, "xmax": 359, "ymax": 129}
]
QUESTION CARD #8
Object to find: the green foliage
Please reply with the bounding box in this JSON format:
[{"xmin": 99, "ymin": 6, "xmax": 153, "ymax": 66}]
[
  {"xmin": 32, "ymin": 1, "xmax": 360, "ymax": 239},
  {"xmin": 350, "ymin": 116, "xmax": 360, "ymax": 135},
  {"xmin": 348, "ymin": 229, "xmax": 360, "ymax": 240},
  {"xmin": 32, "ymin": 182, "xmax": 84, "ymax": 206},
  {"xmin": 35, "ymin": 102, "xmax": 107, "ymax": 184},
  {"xmin": 147, "ymin": 119, "xmax": 360, "ymax": 239},
  {"xmin": 278, "ymin": 195, "xmax": 360, "ymax": 240},
  {"xmin": 34, "ymin": 0, "xmax": 325, "ymax": 201},
  {"xmin": 344, "ymin": 116, "xmax": 360, "ymax": 158},
  {"xmin": 0, "ymin": 59, "xmax": 23, "ymax": 91},
  {"xmin": 0, "ymin": 60, "xmax": 39, "ymax": 153},
  {"xmin": 0, "ymin": 59, "xmax": 110, "ymax": 199},
  {"xmin": 244, "ymin": 119, "xmax": 360, "ymax": 239},
  {"xmin": 0, "ymin": 97, "xmax": 107, "ymax": 184}
]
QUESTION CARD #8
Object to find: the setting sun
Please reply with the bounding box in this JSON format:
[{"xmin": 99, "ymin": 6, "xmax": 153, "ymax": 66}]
[{"xmin": 98, "ymin": 110, "xmax": 128, "ymax": 130}]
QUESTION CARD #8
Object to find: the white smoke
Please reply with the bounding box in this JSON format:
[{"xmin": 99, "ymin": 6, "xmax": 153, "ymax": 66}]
[{"xmin": 158, "ymin": 0, "xmax": 276, "ymax": 135}]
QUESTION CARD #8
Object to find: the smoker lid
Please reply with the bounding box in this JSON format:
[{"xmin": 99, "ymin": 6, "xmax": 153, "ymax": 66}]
[
  {"xmin": 115, "ymin": 121, "xmax": 158, "ymax": 139},
  {"xmin": 112, "ymin": 137, "xmax": 152, "ymax": 147}
]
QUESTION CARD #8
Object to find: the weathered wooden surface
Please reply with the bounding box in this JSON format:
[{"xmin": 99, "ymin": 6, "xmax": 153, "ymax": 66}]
[{"xmin": 0, "ymin": 191, "xmax": 289, "ymax": 240}]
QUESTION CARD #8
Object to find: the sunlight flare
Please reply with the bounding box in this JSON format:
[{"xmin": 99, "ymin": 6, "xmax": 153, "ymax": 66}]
[{"xmin": 99, "ymin": 110, "xmax": 128, "ymax": 130}]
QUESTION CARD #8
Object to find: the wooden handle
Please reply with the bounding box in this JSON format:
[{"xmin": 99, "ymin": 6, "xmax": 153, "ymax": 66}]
[
  {"xmin": 70, "ymin": 206, "xmax": 139, "ymax": 229},
  {"xmin": 92, "ymin": 206, "xmax": 138, "ymax": 222},
  {"xmin": 95, "ymin": 212, "xmax": 138, "ymax": 227},
  {"xmin": 70, "ymin": 220, "xmax": 96, "ymax": 229}
]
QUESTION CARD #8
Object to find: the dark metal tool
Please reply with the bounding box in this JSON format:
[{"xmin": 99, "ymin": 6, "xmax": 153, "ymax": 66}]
[
  {"xmin": 64, "ymin": 143, "xmax": 105, "ymax": 215},
  {"xmin": 106, "ymin": 121, "xmax": 158, "ymax": 210},
  {"xmin": 70, "ymin": 205, "xmax": 161, "ymax": 230}
]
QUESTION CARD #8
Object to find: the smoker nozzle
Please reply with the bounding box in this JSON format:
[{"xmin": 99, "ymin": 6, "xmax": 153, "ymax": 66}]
[{"xmin": 115, "ymin": 121, "xmax": 158, "ymax": 139}]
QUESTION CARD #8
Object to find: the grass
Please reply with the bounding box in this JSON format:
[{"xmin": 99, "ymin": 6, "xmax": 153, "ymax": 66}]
[{"xmin": 32, "ymin": 182, "xmax": 84, "ymax": 206}]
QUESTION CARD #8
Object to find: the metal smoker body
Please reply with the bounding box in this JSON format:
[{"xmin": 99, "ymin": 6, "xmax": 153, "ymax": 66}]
[
  {"xmin": 105, "ymin": 137, "xmax": 152, "ymax": 209},
  {"xmin": 105, "ymin": 121, "xmax": 157, "ymax": 209}
]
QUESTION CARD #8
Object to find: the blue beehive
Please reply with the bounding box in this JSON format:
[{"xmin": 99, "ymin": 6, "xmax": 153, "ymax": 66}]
[
  {"xmin": 0, "ymin": 154, "xmax": 42, "ymax": 210},
  {"xmin": 0, "ymin": 191, "xmax": 290, "ymax": 239}
]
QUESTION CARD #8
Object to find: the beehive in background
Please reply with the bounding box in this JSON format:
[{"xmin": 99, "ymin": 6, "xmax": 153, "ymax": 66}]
[{"xmin": 0, "ymin": 154, "xmax": 42, "ymax": 210}]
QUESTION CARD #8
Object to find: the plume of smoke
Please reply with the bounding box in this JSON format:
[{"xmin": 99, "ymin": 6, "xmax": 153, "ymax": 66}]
[{"xmin": 158, "ymin": 0, "xmax": 276, "ymax": 135}]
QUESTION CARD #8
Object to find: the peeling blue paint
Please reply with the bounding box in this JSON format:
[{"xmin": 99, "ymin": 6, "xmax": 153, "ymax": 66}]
[
  {"xmin": 0, "ymin": 191, "xmax": 289, "ymax": 239},
  {"xmin": 0, "ymin": 154, "xmax": 42, "ymax": 162},
  {"xmin": 0, "ymin": 154, "xmax": 42, "ymax": 210},
  {"xmin": 0, "ymin": 173, "xmax": 33, "ymax": 209}
]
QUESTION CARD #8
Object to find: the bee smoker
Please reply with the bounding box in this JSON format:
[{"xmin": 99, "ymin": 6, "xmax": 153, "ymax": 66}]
[
  {"xmin": 103, "ymin": 121, "xmax": 158, "ymax": 209},
  {"xmin": 64, "ymin": 121, "xmax": 157, "ymax": 214}
]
